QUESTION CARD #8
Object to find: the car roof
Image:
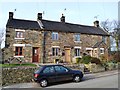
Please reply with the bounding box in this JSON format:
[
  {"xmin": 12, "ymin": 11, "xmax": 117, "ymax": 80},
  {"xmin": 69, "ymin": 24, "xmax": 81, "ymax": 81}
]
[{"xmin": 39, "ymin": 64, "xmax": 63, "ymax": 67}]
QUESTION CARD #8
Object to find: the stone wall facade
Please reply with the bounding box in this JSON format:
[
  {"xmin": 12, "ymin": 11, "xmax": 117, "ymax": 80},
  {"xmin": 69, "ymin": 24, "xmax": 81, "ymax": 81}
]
[
  {"xmin": 44, "ymin": 31, "xmax": 110, "ymax": 63},
  {"xmin": 3, "ymin": 28, "xmax": 110, "ymax": 63},
  {"xmin": 3, "ymin": 28, "xmax": 44, "ymax": 63}
]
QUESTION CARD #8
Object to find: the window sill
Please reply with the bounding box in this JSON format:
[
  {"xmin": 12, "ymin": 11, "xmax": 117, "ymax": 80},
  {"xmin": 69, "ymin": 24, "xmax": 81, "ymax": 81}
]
[
  {"xmin": 74, "ymin": 41, "xmax": 82, "ymax": 43},
  {"xmin": 15, "ymin": 38, "xmax": 25, "ymax": 40},
  {"xmin": 74, "ymin": 56, "xmax": 82, "ymax": 58},
  {"xmin": 14, "ymin": 56, "xmax": 24, "ymax": 58}
]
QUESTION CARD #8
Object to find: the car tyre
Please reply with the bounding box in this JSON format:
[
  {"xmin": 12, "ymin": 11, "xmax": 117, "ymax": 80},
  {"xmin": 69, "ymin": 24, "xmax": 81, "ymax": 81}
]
[
  {"xmin": 73, "ymin": 75, "xmax": 81, "ymax": 82},
  {"xmin": 40, "ymin": 79, "xmax": 48, "ymax": 87}
]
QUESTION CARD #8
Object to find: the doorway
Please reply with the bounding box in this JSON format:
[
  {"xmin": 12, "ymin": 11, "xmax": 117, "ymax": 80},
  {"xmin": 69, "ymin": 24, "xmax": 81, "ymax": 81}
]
[{"xmin": 32, "ymin": 47, "xmax": 39, "ymax": 62}]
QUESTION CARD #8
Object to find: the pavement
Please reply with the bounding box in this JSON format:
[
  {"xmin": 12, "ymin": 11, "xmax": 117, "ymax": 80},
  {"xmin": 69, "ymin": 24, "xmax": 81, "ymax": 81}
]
[{"xmin": 2, "ymin": 70, "xmax": 119, "ymax": 88}]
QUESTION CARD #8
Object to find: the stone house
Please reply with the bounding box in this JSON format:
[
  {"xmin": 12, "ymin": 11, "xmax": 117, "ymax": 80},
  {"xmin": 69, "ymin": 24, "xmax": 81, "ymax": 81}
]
[{"xmin": 3, "ymin": 12, "xmax": 110, "ymax": 63}]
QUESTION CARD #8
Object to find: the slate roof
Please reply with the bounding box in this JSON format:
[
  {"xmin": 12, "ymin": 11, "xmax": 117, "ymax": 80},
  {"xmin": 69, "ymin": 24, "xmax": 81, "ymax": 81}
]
[
  {"xmin": 92, "ymin": 41, "xmax": 105, "ymax": 48},
  {"xmin": 6, "ymin": 19, "xmax": 40, "ymax": 30},
  {"xmin": 42, "ymin": 20, "xmax": 109, "ymax": 36},
  {"xmin": 6, "ymin": 18, "xmax": 109, "ymax": 36}
]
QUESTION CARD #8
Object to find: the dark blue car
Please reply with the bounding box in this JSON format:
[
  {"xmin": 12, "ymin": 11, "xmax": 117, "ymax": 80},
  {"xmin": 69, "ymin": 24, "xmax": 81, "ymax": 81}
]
[{"xmin": 34, "ymin": 64, "xmax": 83, "ymax": 87}]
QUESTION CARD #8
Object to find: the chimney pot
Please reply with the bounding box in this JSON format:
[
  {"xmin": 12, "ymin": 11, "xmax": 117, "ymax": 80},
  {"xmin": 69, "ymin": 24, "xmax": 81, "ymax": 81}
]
[
  {"xmin": 94, "ymin": 20, "xmax": 99, "ymax": 27},
  {"xmin": 37, "ymin": 13, "xmax": 42, "ymax": 20},
  {"xmin": 9, "ymin": 12, "xmax": 13, "ymax": 19},
  {"xmin": 60, "ymin": 14, "xmax": 65, "ymax": 22}
]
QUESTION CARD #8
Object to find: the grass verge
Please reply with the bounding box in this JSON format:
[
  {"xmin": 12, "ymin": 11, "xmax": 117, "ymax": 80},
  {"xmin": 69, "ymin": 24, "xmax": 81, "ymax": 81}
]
[{"xmin": 0, "ymin": 63, "xmax": 37, "ymax": 68}]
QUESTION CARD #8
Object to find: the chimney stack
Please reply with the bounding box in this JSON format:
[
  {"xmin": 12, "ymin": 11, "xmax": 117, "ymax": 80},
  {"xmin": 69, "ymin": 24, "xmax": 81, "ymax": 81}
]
[
  {"xmin": 60, "ymin": 14, "xmax": 65, "ymax": 22},
  {"xmin": 94, "ymin": 20, "xmax": 99, "ymax": 27},
  {"xmin": 9, "ymin": 12, "xmax": 14, "ymax": 19},
  {"xmin": 37, "ymin": 13, "xmax": 42, "ymax": 20}
]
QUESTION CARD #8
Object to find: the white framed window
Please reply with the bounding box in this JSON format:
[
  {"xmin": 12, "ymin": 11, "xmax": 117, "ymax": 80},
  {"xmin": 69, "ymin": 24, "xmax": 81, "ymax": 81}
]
[
  {"xmin": 13, "ymin": 44, "xmax": 25, "ymax": 57},
  {"xmin": 100, "ymin": 48, "xmax": 104, "ymax": 54},
  {"xmin": 15, "ymin": 47, "xmax": 23, "ymax": 56},
  {"xmin": 74, "ymin": 34, "xmax": 80, "ymax": 42},
  {"xmin": 74, "ymin": 47, "xmax": 81, "ymax": 56},
  {"xmin": 52, "ymin": 47, "xmax": 60, "ymax": 56},
  {"xmin": 52, "ymin": 32, "xmax": 58, "ymax": 40},
  {"xmin": 15, "ymin": 29, "xmax": 25, "ymax": 39}
]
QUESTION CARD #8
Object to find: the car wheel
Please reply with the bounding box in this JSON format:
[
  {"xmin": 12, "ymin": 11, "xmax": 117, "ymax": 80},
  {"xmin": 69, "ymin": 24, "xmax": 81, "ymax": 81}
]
[
  {"xmin": 40, "ymin": 79, "xmax": 48, "ymax": 87},
  {"xmin": 73, "ymin": 75, "xmax": 81, "ymax": 82}
]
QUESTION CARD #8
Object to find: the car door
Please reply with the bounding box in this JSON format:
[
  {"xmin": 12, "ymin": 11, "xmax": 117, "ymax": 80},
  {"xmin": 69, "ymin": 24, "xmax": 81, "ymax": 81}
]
[
  {"xmin": 54, "ymin": 65, "xmax": 73, "ymax": 82},
  {"xmin": 42, "ymin": 66, "xmax": 56, "ymax": 83}
]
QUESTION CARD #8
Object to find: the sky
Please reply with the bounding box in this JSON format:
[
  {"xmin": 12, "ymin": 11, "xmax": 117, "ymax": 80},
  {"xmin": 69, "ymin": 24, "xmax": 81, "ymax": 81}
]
[{"xmin": 0, "ymin": 0, "xmax": 119, "ymax": 48}]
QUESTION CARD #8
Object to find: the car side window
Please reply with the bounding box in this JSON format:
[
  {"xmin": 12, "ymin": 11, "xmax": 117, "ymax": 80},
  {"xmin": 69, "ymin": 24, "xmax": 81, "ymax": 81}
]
[
  {"xmin": 55, "ymin": 66, "xmax": 68, "ymax": 73},
  {"xmin": 43, "ymin": 66, "xmax": 55, "ymax": 73}
]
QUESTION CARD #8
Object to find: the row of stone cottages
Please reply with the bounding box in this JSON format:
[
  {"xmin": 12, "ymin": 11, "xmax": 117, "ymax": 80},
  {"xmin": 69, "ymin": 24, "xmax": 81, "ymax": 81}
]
[{"xmin": 2, "ymin": 12, "xmax": 110, "ymax": 64}]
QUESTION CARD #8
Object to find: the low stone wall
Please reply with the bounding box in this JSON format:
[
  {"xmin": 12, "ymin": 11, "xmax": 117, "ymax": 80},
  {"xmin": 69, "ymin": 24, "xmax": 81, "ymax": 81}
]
[
  {"xmin": 2, "ymin": 63, "xmax": 119, "ymax": 86},
  {"xmin": 2, "ymin": 67, "xmax": 37, "ymax": 86},
  {"xmin": 84, "ymin": 63, "xmax": 118, "ymax": 73}
]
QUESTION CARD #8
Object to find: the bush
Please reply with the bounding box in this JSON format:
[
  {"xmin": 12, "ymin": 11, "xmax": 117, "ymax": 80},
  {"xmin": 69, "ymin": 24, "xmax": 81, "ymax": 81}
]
[
  {"xmin": 76, "ymin": 57, "xmax": 81, "ymax": 64},
  {"xmin": 91, "ymin": 57, "xmax": 101, "ymax": 64},
  {"xmin": 81, "ymin": 55, "xmax": 91, "ymax": 64}
]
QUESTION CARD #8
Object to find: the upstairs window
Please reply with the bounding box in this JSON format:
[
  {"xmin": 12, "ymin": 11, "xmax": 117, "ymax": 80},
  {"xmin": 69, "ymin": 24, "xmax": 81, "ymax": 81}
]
[
  {"xmin": 52, "ymin": 32, "xmax": 58, "ymax": 40},
  {"xmin": 74, "ymin": 34, "xmax": 80, "ymax": 42},
  {"xmin": 15, "ymin": 47, "xmax": 23, "ymax": 56},
  {"xmin": 16, "ymin": 31, "xmax": 24, "ymax": 38}
]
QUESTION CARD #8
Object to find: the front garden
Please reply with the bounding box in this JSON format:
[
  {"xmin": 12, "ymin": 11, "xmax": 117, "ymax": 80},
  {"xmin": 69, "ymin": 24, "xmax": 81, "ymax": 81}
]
[{"xmin": 75, "ymin": 55, "xmax": 119, "ymax": 73}]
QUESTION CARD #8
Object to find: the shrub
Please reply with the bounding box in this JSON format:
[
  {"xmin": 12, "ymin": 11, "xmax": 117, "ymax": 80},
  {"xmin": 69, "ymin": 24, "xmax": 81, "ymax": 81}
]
[
  {"xmin": 81, "ymin": 55, "xmax": 91, "ymax": 64},
  {"xmin": 76, "ymin": 57, "xmax": 81, "ymax": 64},
  {"xmin": 91, "ymin": 57, "xmax": 101, "ymax": 64}
]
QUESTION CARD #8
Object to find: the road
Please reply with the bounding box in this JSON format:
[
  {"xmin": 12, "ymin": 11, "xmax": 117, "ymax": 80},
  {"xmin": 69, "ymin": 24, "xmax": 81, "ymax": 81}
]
[
  {"xmin": 46, "ymin": 74, "xmax": 118, "ymax": 88},
  {"xmin": 2, "ymin": 70, "xmax": 118, "ymax": 88}
]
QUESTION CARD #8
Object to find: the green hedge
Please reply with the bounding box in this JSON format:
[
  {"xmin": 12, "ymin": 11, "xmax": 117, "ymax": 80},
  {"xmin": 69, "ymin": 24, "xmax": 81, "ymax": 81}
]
[{"xmin": 79, "ymin": 55, "xmax": 102, "ymax": 64}]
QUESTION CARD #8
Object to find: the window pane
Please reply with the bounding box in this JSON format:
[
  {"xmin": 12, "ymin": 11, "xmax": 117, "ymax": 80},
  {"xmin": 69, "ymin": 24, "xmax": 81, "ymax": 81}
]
[
  {"xmin": 43, "ymin": 67, "xmax": 55, "ymax": 73},
  {"xmin": 75, "ymin": 49, "xmax": 77, "ymax": 56},
  {"xmin": 52, "ymin": 48, "xmax": 55, "ymax": 56},
  {"xmin": 60, "ymin": 66, "xmax": 68, "ymax": 72},
  {"xmin": 19, "ymin": 47, "xmax": 23, "ymax": 55},
  {"xmin": 16, "ymin": 31, "xmax": 24, "ymax": 38},
  {"xmin": 75, "ymin": 48, "xmax": 80, "ymax": 56},
  {"xmin": 15, "ymin": 47, "xmax": 23, "ymax": 56},
  {"xmin": 55, "ymin": 66, "xmax": 61, "ymax": 72},
  {"xmin": 55, "ymin": 66, "xmax": 68, "ymax": 72},
  {"xmin": 74, "ymin": 34, "xmax": 80, "ymax": 41},
  {"xmin": 52, "ymin": 48, "xmax": 60, "ymax": 56},
  {"xmin": 15, "ymin": 47, "xmax": 19, "ymax": 55},
  {"xmin": 20, "ymin": 32, "xmax": 23, "ymax": 38},
  {"xmin": 52, "ymin": 32, "xmax": 58, "ymax": 40}
]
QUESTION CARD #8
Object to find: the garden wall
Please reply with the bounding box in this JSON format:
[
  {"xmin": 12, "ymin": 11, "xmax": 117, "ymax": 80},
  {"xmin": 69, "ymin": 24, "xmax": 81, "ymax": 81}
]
[
  {"xmin": 2, "ymin": 67, "xmax": 36, "ymax": 86},
  {"xmin": 2, "ymin": 63, "xmax": 118, "ymax": 86}
]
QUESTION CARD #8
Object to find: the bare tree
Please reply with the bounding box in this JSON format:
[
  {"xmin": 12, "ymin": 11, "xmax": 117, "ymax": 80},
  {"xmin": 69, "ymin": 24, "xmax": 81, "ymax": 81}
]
[
  {"xmin": 101, "ymin": 20, "xmax": 120, "ymax": 52},
  {"xmin": 112, "ymin": 20, "xmax": 120, "ymax": 51},
  {"xmin": 0, "ymin": 30, "xmax": 4, "ymax": 49},
  {"xmin": 101, "ymin": 19, "xmax": 112, "ymax": 32},
  {"xmin": 0, "ymin": 29, "xmax": 4, "ymax": 63}
]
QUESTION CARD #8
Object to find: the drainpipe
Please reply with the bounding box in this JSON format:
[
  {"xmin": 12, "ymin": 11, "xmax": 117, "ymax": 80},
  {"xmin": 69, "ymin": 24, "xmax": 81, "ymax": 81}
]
[{"xmin": 42, "ymin": 31, "xmax": 47, "ymax": 63}]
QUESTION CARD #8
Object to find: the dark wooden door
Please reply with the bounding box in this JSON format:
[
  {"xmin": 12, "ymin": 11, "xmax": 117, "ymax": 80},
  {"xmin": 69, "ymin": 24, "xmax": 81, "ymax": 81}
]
[{"xmin": 32, "ymin": 47, "xmax": 39, "ymax": 62}]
